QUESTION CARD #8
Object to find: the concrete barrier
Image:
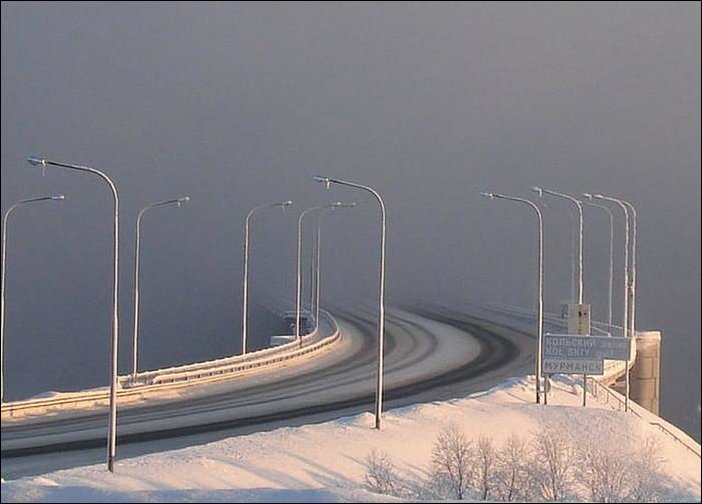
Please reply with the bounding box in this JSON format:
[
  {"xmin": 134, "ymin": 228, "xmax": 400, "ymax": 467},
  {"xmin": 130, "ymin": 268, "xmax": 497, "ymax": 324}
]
[{"xmin": 629, "ymin": 330, "xmax": 662, "ymax": 415}]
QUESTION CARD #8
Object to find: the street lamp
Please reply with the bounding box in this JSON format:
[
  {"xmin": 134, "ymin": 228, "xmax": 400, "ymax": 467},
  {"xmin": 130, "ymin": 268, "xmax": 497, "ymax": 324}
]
[
  {"xmin": 312, "ymin": 176, "xmax": 387, "ymax": 430},
  {"xmin": 295, "ymin": 205, "xmax": 328, "ymax": 346},
  {"xmin": 1, "ymin": 194, "xmax": 66, "ymax": 404},
  {"xmin": 531, "ymin": 187, "xmax": 584, "ymax": 304},
  {"xmin": 27, "ymin": 156, "xmax": 120, "ymax": 472},
  {"xmin": 533, "ymin": 187, "xmax": 590, "ymax": 405},
  {"xmin": 582, "ymin": 194, "xmax": 615, "ymax": 332},
  {"xmin": 311, "ymin": 202, "xmax": 356, "ymax": 334},
  {"xmin": 620, "ymin": 200, "xmax": 637, "ymax": 342},
  {"xmin": 131, "ymin": 197, "xmax": 190, "ymax": 382},
  {"xmin": 242, "ymin": 201, "xmax": 292, "ymax": 356},
  {"xmin": 592, "ymin": 194, "xmax": 632, "ymax": 412},
  {"xmin": 480, "ymin": 191, "xmax": 544, "ymax": 404}
]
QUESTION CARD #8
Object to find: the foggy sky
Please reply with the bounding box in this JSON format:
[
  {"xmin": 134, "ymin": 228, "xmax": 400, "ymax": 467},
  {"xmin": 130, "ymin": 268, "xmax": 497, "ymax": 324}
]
[{"xmin": 1, "ymin": 2, "xmax": 700, "ymax": 440}]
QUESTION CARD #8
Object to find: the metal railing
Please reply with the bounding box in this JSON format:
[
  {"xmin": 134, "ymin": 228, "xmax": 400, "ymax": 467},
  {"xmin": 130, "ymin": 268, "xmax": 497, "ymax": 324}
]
[
  {"xmin": 648, "ymin": 422, "xmax": 701, "ymax": 458},
  {"xmin": 2, "ymin": 310, "xmax": 340, "ymax": 418},
  {"xmin": 586, "ymin": 375, "xmax": 630, "ymax": 413},
  {"xmin": 587, "ymin": 376, "xmax": 701, "ymax": 458}
]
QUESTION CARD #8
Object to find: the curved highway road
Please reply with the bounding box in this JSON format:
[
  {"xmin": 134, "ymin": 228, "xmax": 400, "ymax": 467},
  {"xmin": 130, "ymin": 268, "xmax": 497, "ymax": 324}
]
[{"xmin": 1, "ymin": 307, "xmax": 536, "ymax": 478}]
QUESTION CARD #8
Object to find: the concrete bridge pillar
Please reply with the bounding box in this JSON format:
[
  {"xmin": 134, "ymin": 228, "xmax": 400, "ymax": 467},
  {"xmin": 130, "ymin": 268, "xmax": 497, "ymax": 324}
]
[{"xmin": 630, "ymin": 330, "xmax": 662, "ymax": 415}]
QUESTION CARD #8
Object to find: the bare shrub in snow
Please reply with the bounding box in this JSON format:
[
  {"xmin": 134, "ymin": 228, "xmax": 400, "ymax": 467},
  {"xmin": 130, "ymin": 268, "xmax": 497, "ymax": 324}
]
[
  {"xmin": 476, "ymin": 434, "xmax": 497, "ymax": 500},
  {"xmin": 430, "ymin": 424, "xmax": 476, "ymax": 500},
  {"xmin": 574, "ymin": 426, "xmax": 665, "ymax": 503},
  {"xmin": 494, "ymin": 434, "xmax": 531, "ymax": 501},
  {"xmin": 362, "ymin": 422, "xmax": 667, "ymax": 503},
  {"xmin": 627, "ymin": 435, "xmax": 664, "ymax": 503},
  {"xmin": 529, "ymin": 422, "xmax": 575, "ymax": 501},
  {"xmin": 575, "ymin": 435, "xmax": 632, "ymax": 502},
  {"xmin": 363, "ymin": 449, "xmax": 396, "ymax": 495}
]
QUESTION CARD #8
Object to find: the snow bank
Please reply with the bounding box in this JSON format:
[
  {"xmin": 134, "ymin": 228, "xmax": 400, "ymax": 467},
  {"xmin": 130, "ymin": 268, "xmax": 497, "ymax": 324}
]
[{"xmin": 2, "ymin": 375, "xmax": 699, "ymax": 503}]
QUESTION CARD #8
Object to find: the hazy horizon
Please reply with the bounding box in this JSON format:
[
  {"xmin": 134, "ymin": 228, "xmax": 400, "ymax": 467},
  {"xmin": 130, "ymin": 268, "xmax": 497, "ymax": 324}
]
[{"xmin": 2, "ymin": 1, "xmax": 699, "ymax": 440}]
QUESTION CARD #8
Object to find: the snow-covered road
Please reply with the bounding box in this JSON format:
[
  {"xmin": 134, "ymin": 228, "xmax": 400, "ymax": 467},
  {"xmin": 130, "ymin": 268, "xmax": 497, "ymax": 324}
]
[{"xmin": 1, "ymin": 307, "xmax": 535, "ymax": 478}]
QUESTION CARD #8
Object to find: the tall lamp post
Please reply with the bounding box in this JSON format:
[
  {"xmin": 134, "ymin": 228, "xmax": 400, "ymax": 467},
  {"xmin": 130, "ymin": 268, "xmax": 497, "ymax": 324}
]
[
  {"xmin": 582, "ymin": 195, "xmax": 614, "ymax": 332},
  {"xmin": 242, "ymin": 201, "xmax": 292, "ymax": 356},
  {"xmin": 592, "ymin": 194, "xmax": 632, "ymax": 412},
  {"xmin": 27, "ymin": 156, "xmax": 120, "ymax": 472},
  {"xmin": 131, "ymin": 197, "xmax": 190, "ymax": 381},
  {"xmin": 311, "ymin": 202, "xmax": 356, "ymax": 333},
  {"xmin": 295, "ymin": 204, "xmax": 329, "ymax": 345},
  {"xmin": 532, "ymin": 187, "xmax": 588, "ymax": 406},
  {"xmin": 1, "ymin": 194, "xmax": 66, "ymax": 404},
  {"xmin": 621, "ymin": 200, "xmax": 637, "ymax": 341},
  {"xmin": 312, "ymin": 176, "xmax": 387, "ymax": 430},
  {"xmin": 480, "ymin": 191, "xmax": 544, "ymax": 404},
  {"xmin": 532, "ymin": 187, "xmax": 584, "ymax": 304}
]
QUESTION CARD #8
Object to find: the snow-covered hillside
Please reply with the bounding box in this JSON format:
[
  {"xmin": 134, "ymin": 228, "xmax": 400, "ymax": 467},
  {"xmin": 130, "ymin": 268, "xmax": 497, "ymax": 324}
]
[{"xmin": 2, "ymin": 375, "xmax": 699, "ymax": 503}]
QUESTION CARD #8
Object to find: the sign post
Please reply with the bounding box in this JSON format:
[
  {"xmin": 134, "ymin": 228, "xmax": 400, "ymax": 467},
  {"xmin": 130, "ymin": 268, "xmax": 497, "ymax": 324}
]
[{"xmin": 565, "ymin": 303, "xmax": 591, "ymax": 406}]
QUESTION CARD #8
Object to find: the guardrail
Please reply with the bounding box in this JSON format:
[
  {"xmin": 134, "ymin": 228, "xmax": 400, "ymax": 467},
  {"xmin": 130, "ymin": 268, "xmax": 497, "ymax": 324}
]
[
  {"xmin": 587, "ymin": 375, "xmax": 628, "ymax": 412},
  {"xmin": 1, "ymin": 310, "xmax": 340, "ymax": 419},
  {"xmin": 587, "ymin": 376, "xmax": 701, "ymax": 458},
  {"xmin": 479, "ymin": 301, "xmax": 623, "ymax": 337},
  {"xmin": 648, "ymin": 422, "xmax": 701, "ymax": 458},
  {"xmin": 147, "ymin": 319, "xmax": 339, "ymax": 386},
  {"xmin": 126, "ymin": 309, "xmax": 336, "ymax": 387}
]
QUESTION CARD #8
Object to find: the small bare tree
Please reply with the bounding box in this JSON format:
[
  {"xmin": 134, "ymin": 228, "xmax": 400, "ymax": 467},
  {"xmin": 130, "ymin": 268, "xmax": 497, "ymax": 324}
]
[
  {"xmin": 495, "ymin": 434, "xmax": 531, "ymax": 501},
  {"xmin": 364, "ymin": 449, "xmax": 396, "ymax": 495},
  {"xmin": 476, "ymin": 435, "xmax": 497, "ymax": 500},
  {"xmin": 576, "ymin": 438, "xmax": 631, "ymax": 502},
  {"xmin": 530, "ymin": 422, "xmax": 575, "ymax": 501},
  {"xmin": 627, "ymin": 435, "xmax": 664, "ymax": 503},
  {"xmin": 430, "ymin": 424, "xmax": 475, "ymax": 500},
  {"xmin": 572, "ymin": 427, "xmax": 665, "ymax": 503}
]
